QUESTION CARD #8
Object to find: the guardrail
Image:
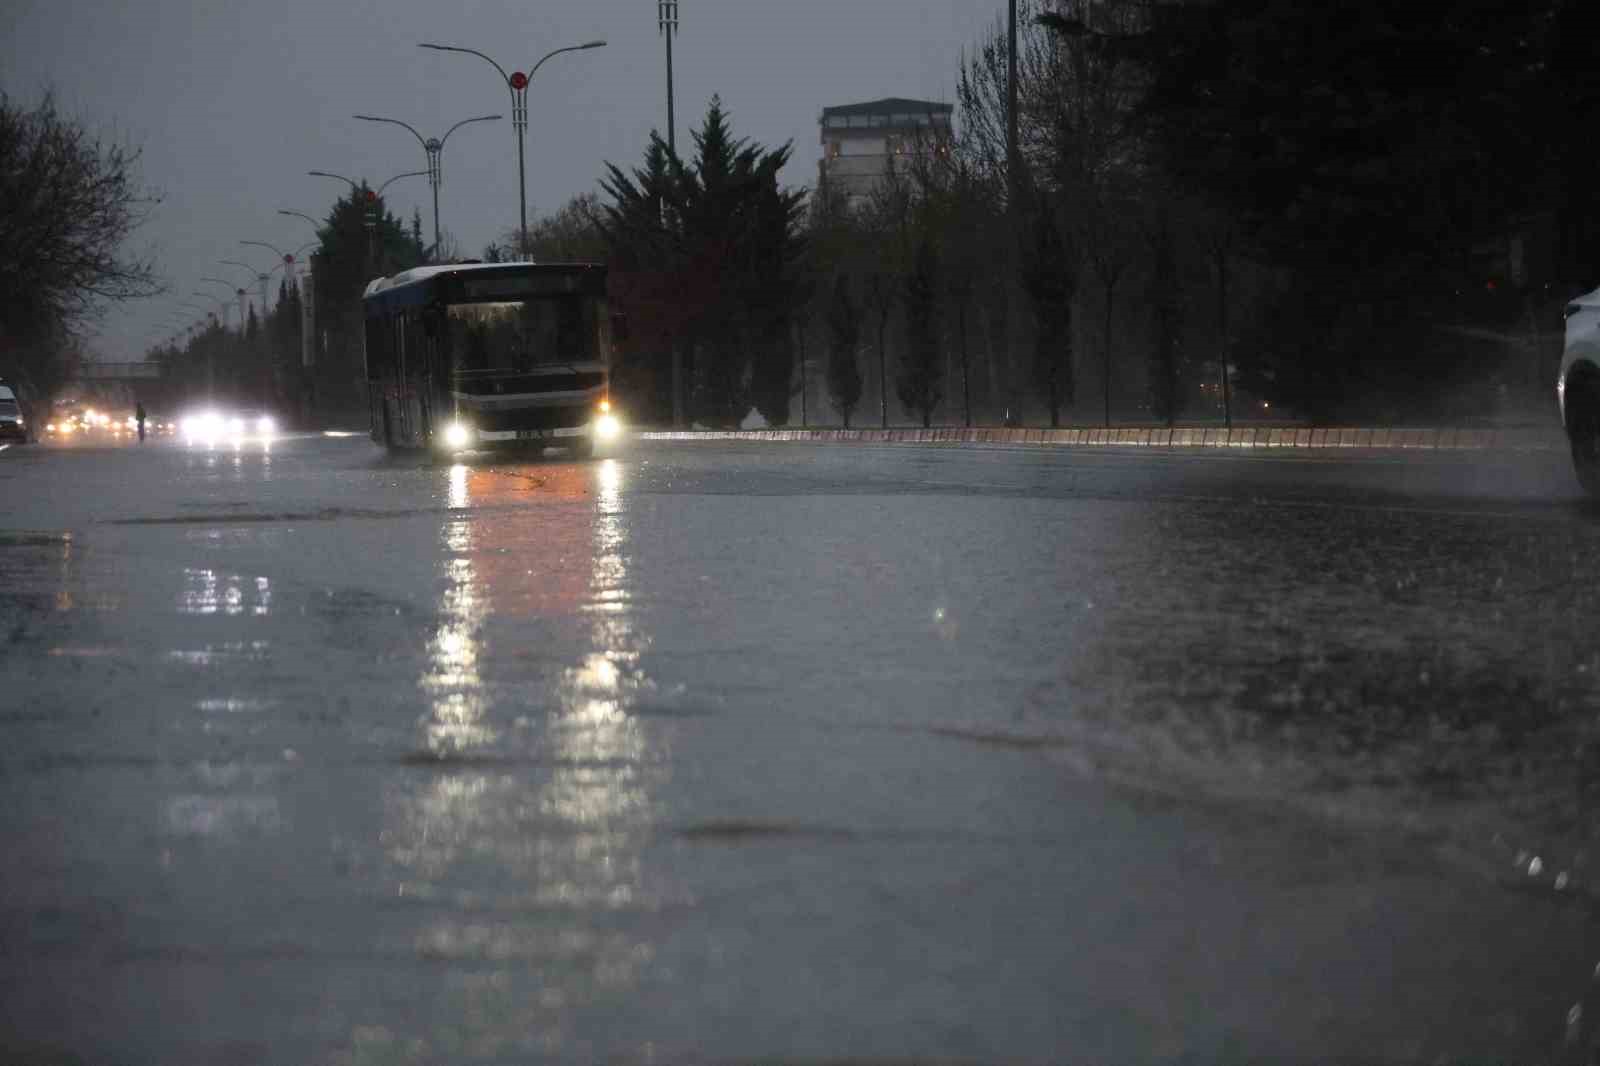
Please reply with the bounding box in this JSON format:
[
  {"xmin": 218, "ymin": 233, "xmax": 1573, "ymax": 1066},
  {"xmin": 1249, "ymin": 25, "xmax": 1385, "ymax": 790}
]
[{"xmin": 639, "ymin": 425, "xmax": 1567, "ymax": 452}]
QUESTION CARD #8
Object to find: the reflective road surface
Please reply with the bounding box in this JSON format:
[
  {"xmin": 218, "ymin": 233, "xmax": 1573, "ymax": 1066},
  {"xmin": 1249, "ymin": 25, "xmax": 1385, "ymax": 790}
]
[{"xmin": 3, "ymin": 433, "xmax": 1600, "ymax": 1064}]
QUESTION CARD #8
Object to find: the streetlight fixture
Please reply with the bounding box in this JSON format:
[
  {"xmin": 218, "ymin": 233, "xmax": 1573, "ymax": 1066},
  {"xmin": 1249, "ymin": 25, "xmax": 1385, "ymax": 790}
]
[
  {"xmin": 242, "ymin": 239, "xmax": 306, "ymax": 306},
  {"xmin": 417, "ymin": 39, "xmax": 605, "ymax": 253},
  {"xmin": 308, "ymin": 169, "xmax": 427, "ymax": 261},
  {"xmin": 351, "ymin": 114, "xmax": 499, "ymax": 258},
  {"xmin": 220, "ymin": 259, "xmax": 270, "ymax": 324},
  {"xmin": 192, "ymin": 292, "xmax": 231, "ymax": 327},
  {"xmin": 201, "ymin": 276, "xmax": 246, "ymax": 326}
]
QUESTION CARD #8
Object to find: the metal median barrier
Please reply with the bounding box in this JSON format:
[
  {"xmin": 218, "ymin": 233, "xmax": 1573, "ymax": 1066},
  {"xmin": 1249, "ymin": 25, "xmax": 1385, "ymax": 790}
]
[{"xmin": 638, "ymin": 425, "xmax": 1567, "ymax": 452}]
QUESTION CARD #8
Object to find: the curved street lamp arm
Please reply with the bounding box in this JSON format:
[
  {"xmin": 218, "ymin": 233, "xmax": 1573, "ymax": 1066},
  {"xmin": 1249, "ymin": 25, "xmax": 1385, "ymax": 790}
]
[
  {"xmin": 278, "ymin": 209, "xmax": 321, "ymax": 229},
  {"xmin": 418, "ymin": 43, "xmax": 512, "ymax": 89},
  {"xmin": 198, "ymin": 278, "xmax": 234, "ymax": 292},
  {"xmin": 352, "ymin": 114, "xmax": 428, "ymax": 151},
  {"xmin": 439, "ymin": 114, "xmax": 502, "ymax": 148},
  {"xmin": 241, "ymin": 239, "xmax": 289, "ymax": 258},
  {"xmin": 308, "ymin": 171, "xmax": 361, "ymax": 194},
  {"xmin": 295, "ymin": 241, "xmax": 319, "ymax": 255},
  {"xmin": 377, "ymin": 170, "xmax": 428, "ymax": 196},
  {"xmin": 528, "ymin": 40, "xmax": 607, "ymax": 80},
  {"xmin": 219, "ymin": 259, "xmax": 262, "ymax": 277}
]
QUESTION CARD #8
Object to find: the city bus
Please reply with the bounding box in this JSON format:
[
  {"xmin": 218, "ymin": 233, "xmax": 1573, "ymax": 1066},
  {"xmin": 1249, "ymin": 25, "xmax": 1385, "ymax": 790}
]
[{"xmin": 361, "ymin": 261, "xmax": 620, "ymax": 455}]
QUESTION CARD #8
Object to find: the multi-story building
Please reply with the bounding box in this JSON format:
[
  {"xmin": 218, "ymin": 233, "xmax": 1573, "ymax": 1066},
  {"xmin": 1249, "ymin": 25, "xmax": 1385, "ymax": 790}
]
[{"xmin": 817, "ymin": 98, "xmax": 954, "ymax": 209}]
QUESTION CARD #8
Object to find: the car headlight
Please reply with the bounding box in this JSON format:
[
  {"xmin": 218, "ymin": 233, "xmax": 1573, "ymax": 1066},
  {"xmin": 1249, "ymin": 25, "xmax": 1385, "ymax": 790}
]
[
  {"xmin": 443, "ymin": 422, "xmax": 472, "ymax": 450},
  {"xmin": 594, "ymin": 413, "xmax": 621, "ymax": 441}
]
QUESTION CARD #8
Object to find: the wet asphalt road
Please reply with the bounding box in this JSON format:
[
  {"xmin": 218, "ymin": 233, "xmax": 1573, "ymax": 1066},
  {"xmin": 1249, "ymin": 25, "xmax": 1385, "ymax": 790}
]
[{"xmin": 3, "ymin": 431, "xmax": 1600, "ymax": 1065}]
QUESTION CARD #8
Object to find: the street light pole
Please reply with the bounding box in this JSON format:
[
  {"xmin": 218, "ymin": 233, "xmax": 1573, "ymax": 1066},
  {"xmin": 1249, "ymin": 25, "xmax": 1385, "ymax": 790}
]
[
  {"xmin": 352, "ymin": 114, "xmax": 499, "ymax": 259},
  {"xmin": 309, "ymin": 170, "xmax": 425, "ymax": 265},
  {"xmin": 242, "ymin": 240, "xmax": 295, "ymax": 308},
  {"xmin": 659, "ymin": 2, "xmax": 679, "ymax": 156},
  {"xmin": 192, "ymin": 292, "xmax": 231, "ymax": 328},
  {"xmin": 418, "ymin": 39, "xmax": 605, "ymax": 255},
  {"xmin": 220, "ymin": 259, "xmax": 268, "ymax": 326}
]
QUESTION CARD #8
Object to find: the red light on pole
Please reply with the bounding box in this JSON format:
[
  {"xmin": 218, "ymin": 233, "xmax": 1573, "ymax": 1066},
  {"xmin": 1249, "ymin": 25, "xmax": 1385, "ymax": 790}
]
[
  {"xmin": 510, "ymin": 71, "xmax": 528, "ymax": 90},
  {"xmin": 364, "ymin": 189, "xmax": 377, "ymax": 203}
]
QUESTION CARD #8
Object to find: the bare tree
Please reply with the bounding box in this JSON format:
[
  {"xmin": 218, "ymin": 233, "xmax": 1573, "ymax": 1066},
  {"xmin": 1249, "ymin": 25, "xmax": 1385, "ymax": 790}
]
[
  {"xmin": 502, "ymin": 193, "xmax": 607, "ymax": 261},
  {"xmin": 0, "ymin": 91, "xmax": 162, "ymax": 395},
  {"xmin": 860, "ymin": 158, "xmax": 917, "ymax": 427}
]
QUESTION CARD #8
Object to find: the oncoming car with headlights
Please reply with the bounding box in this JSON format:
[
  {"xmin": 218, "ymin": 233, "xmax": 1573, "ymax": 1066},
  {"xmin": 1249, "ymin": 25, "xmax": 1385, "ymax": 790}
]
[
  {"xmin": 362, "ymin": 261, "xmax": 621, "ymax": 457},
  {"xmin": 180, "ymin": 409, "xmax": 278, "ymax": 447}
]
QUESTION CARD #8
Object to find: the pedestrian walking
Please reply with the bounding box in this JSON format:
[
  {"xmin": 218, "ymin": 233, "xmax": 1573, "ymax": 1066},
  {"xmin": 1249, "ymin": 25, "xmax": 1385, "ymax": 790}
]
[{"xmin": 135, "ymin": 402, "xmax": 146, "ymax": 442}]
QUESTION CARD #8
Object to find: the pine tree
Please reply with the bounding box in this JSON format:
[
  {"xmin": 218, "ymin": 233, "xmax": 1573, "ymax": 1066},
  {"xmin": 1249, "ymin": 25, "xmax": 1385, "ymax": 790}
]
[{"xmin": 600, "ymin": 100, "xmax": 805, "ymax": 427}]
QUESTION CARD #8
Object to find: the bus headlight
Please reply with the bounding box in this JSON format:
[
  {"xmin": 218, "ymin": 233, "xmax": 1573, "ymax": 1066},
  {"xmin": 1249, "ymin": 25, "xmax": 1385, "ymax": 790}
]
[
  {"xmin": 594, "ymin": 413, "xmax": 621, "ymax": 441},
  {"xmin": 443, "ymin": 422, "xmax": 472, "ymax": 450},
  {"xmin": 256, "ymin": 415, "xmax": 275, "ymax": 436}
]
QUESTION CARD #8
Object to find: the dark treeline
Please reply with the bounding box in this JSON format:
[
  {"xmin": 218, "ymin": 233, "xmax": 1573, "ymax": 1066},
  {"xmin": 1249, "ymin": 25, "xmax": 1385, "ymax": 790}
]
[
  {"xmin": 141, "ymin": 0, "xmax": 1600, "ymax": 428},
  {"xmin": 152, "ymin": 191, "xmax": 428, "ymax": 415},
  {"xmin": 0, "ymin": 93, "xmax": 161, "ymax": 409},
  {"xmin": 576, "ymin": 0, "xmax": 1600, "ymax": 428}
]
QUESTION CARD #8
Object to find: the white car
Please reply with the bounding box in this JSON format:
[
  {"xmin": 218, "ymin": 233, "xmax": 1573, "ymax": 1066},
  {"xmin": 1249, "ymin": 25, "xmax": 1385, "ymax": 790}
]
[
  {"xmin": 0, "ymin": 384, "xmax": 26, "ymax": 444},
  {"xmin": 1560, "ymin": 286, "xmax": 1600, "ymax": 494},
  {"xmin": 180, "ymin": 408, "xmax": 278, "ymax": 446}
]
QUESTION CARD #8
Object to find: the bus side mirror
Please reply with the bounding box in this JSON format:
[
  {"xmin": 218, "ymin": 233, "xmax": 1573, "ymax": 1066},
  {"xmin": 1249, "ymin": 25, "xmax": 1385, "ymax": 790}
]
[{"xmin": 610, "ymin": 313, "xmax": 629, "ymax": 344}]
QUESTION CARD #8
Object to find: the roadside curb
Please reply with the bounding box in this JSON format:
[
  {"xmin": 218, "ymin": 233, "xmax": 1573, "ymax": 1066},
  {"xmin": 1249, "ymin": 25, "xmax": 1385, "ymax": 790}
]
[{"xmin": 638, "ymin": 426, "xmax": 1566, "ymax": 452}]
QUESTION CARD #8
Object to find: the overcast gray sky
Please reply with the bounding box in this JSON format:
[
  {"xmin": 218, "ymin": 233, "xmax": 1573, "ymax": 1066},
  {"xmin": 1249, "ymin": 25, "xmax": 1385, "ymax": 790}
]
[{"xmin": 2, "ymin": 0, "xmax": 1005, "ymax": 363}]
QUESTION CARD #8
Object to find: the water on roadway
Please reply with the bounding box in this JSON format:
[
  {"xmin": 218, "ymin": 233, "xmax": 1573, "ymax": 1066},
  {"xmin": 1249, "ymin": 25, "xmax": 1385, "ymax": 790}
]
[{"xmin": 2, "ymin": 432, "xmax": 1599, "ymax": 1064}]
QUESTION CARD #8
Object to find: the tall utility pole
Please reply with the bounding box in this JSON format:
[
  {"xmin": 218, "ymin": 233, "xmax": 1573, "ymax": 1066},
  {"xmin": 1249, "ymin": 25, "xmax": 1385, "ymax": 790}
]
[
  {"xmin": 1006, "ymin": 0, "xmax": 1021, "ymax": 425},
  {"xmin": 660, "ymin": 0, "xmax": 683, "ymax": 426},
  {"xmin": 659, "ymin": 1, "xmax": 679, "ymax": 155}
]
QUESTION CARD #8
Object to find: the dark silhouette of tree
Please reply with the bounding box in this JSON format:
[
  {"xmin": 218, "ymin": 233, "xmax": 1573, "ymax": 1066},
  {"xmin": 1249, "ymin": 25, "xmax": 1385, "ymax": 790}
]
[
  {"xmin": 1128, "ymin": 0, "xmax": 1592, "ymax": 418},
  {"xmin": 898, "ymin": 236, "xmax": 942, "ymax": 427},
  {"xmin": 1021, "ymin": 194, "xmax": 1075, "ymax": 428},
  {"xmin": 1142, "ymin": 207, "xmax": 1182, "ymax": 425},
  {"xmin": 826, "ymin": 273, "xmax": 863, "ymax": 427},
  {"xmin": 505, "ymin": 193, "xmax": 607, "ymax": 262},
  {"xmin": 0, "ymin": 91, "xmax": 161, "ymax": 403},
  {"xmin": 308, "ymin": 188, "xmax": 419, "ymax": 410},
  {"xmin": 600, "ymin": 98, "xmax": 804, "ymax": 427}
]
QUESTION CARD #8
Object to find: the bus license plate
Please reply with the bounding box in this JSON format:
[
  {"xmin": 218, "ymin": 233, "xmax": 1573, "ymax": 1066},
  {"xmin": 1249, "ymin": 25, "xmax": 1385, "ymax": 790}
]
[{"xmin": 516, "ymin": 429, "xmax": 546, "ymax": 440}]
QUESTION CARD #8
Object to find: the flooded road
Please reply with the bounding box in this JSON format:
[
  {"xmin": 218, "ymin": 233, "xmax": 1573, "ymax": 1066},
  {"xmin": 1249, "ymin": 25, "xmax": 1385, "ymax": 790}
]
[{"xmin": 3, "ymin": 433, "xmax": 1600, "ymax": 1064}]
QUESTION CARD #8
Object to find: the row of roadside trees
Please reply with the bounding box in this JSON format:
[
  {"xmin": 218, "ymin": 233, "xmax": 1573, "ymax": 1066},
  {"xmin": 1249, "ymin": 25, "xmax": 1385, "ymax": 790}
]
[
  {"xmin": 579, "ymin": 0, "xmax": 1600, "ymax": 429},
  {"xmin": 143, "ymin": 0, "xmax": 1600, "ymax": 429}
]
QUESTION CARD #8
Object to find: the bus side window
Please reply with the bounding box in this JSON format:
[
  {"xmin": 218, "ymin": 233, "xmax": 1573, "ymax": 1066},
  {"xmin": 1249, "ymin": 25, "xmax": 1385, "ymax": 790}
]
[{"xmin": 364, "ymin": 314, "xmax": 393, "ymax": 381}]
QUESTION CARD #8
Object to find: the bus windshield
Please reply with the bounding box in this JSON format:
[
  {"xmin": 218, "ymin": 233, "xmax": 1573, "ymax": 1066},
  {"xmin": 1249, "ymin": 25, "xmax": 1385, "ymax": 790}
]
[{"xmin": 447, "ymin": 295, "xmax": 597, "ymax": 372}]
